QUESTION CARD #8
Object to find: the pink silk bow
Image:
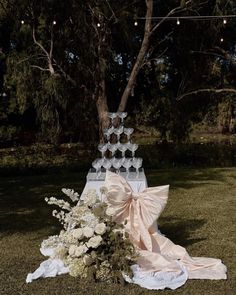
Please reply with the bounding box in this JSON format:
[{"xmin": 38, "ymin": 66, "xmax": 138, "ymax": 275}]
[
  {"xmin": 104, "ymin": 171, "xmax": 169, "ymax": 252},
  {"xmin": 104, "ymin": 171, "xmax": 227, "ymax": 279}
]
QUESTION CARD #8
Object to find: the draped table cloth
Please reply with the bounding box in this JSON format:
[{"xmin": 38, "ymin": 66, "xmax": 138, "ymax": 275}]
[{"xmin": 81, "ymin": 169, "xmax": 147, "ymax": 199}]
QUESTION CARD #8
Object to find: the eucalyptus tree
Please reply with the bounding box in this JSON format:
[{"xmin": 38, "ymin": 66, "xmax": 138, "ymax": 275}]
[{"xmin": 1, "ymin": 0, "xmax": 235, "ymax": 145}]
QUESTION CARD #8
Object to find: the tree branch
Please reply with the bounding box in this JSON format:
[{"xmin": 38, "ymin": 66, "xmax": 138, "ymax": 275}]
[
  {"xmin": 117, "ymin": 0, "xmax": 153, "ymax": 112},
  {"xmin": 31, "ymin": 65, "xmax": 51, "ymax": 72},
  {"xmin": 176, "ymin": 88, "xmax": 236, "ymax": 101},
  {"xmin": 32, "ymin": 26, "xmax": 55, "ymax": 75},
  {"xmin": 32, "ymin": 27, "xmax": 50, "ymax": 60}
]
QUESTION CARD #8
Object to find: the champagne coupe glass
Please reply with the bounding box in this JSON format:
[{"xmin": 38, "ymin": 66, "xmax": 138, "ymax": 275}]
[
  {"xmin": 112, "ymin": 158, "xmax": 122, "ymax": 174},
  {"xmin": 110, "ymin": 157, "xmax": 116, "ymax": 170},
  {"xmin": 132, "ymin": 157, "xmax": 143, "ymax": 179},
  {"xmin": 108, "ymin": 143, "xmax": 118, "ymax": 157},
  {"xmin": 118, "ymin": 143, "xmax": 128, "ymax": 158},
  {"xmin": 124, "ymin": 128, "xmax": 134, "ymax": 143},
  {"xmin": 128, "ymin": 143, "xmax": 139, "ymax": 157},
  {"xmin": 108, "ymin": 112, "xmax": 117, "ymax": 126},
  {"xmin": 98, "ymin": 143, "xmax": 108, "ymax": 158},
  {"xmin": 104, "ymin": 128, "xmax": 112, "ymax": 143},
  {"xmin": 114, "ymin": 126, "xmax": 124, "ymax": 143},
  {"xmin": 123, "ymin": 158, "xmax": 132, "ymax": 179},
  {"xmin": 102, "ymin": 158, "xmax": 112, "ymax": 171},
  {"xmin": 118, "ymin": 112, "xmax": 127, "ymax": 125},
  {"xmin": 92, "ymin": 158, "xmax": 104, "ymax": 179}
]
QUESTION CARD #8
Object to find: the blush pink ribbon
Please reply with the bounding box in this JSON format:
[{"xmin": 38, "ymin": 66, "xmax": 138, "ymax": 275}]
[
  {"xmin": 104, "ymin": 171, "xmax": 227, "ymax": 279},
  {"xmin": 104, "ymin": 171, "xmax": 169, "ymax": 252}
]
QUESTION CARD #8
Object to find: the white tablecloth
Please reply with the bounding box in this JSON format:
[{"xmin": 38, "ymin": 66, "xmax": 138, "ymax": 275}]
[{"xmin": 81, "ymin": 169, "xmax": 147, "ymax": 199}]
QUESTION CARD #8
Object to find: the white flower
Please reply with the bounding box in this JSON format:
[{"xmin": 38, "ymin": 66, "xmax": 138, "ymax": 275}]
[
  {"xmin": 62, "ymin": 188, "xmax": 79, "ymax": 202},
  {"xmin": 69, "ymin": 245, "xmax": 88, "ymax": 257},
  {"xmin": 83, "ymin": 189, "xmax": 98, "ymax": 206},
  {"xmin": 95, "ymin": 223, "xmax": 106, "ymax": 235},
  {"xmin": 75, "ymin": 245, "xmax": 88, "ymax": 257},
  {"xmin": 83, "ymin": 254, "xmax": 93, "ymax": 266},
  {"xmin": 83, "ymin": 227, "xmax": 94, "ymax": 238},
  {"xmin": 87, "ymin": 235, "xmax": 102, "ymax": 249},
  {"xmin": 71, "ymin": 228, "xmax": 83, "ymax": 240},
  {"xmin": 69, "ymin": 245, "xmax": 77, "ymax": 256},
  {"xmin": 80, "ymin": 212, "xmax": 99, "ymax": 228},
  {"xmin": 106, "ymin": 207, "xmax": 116, "ymax": 216}
]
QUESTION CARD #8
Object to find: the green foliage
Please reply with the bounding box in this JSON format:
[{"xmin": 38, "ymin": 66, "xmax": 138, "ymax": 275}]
[{"xmin": 0, "ymin": 0, "xmax": 235, "ymax": 146}]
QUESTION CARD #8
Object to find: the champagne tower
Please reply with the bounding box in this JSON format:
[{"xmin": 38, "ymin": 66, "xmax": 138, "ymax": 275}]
[{"xmin": 89, "ymin": 112, "xmax": 143, "ymax": 180}]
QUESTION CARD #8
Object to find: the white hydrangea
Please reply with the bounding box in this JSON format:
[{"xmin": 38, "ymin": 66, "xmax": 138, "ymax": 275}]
[
  {"xmin": 95, "ymin": 223, "xmax": 106, "ymax": 235},
  {"xmin": 60, "ymin": 231, "xmax": 77, "ymax": 244},
  {"xmin": 83, "ymin": 227, "xmax": 94, "ymax": 238},
  {"xmin": 87, "ymin": 235, "xmax": 103, "ymax": 249}
]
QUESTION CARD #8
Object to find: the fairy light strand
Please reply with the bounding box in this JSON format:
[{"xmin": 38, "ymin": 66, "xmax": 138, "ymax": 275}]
[{"xmin": 138, "ymin": 15, "xmax": 236, "ymax": 21}]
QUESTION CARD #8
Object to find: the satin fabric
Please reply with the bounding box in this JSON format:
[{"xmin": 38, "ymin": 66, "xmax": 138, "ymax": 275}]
[{"xmin": 104, "ymin": 171, "xmax": 227, "ymax": 280}]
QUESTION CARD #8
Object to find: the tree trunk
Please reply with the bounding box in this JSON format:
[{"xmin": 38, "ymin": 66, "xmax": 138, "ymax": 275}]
[
  {"xmin": 117, "ymin": 0, "xmax": 153, "ymax": 112},
  {"xmin": 96, "ymin": 80, "xmax": 109, "ymax": 142}
]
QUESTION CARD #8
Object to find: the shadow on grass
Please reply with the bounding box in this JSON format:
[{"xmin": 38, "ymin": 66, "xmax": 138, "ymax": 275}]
[
  {"xmin": 158, "ymin": 217, "xmax": 207, "ymax": 247},
  {"xmin": 146, "ymin": 167, "xmax": 235, "ymax": 189},
  {"xmin": 0, "ymin": 171, "xmax": 87, "ymax": 236}
]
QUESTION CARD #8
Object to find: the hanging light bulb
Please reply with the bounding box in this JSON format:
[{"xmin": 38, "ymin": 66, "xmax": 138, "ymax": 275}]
[
  {"xmin": 176, "ymin": 18, "xmax": 180, "ymax": 25},
  {"xmin": 223, "ymin": 19, "xmax": 227, "ymax": 25},
  {"xmin": 134, "ymin": 21, "xmax": 138, "ymax": 26},
  {"xmin": 21, "ymin": 20, "xmax": 24, "ymax": 24},
  {"xmin": 97, "ymin": 23, "xmax": 101, "ymax": 27}
]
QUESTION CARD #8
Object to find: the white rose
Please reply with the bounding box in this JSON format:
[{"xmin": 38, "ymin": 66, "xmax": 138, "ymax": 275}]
[
  {"xmin": 83, "ymin": 227, "xmax": 94, "ymax": 238},
  {"xmin": 83, "ymin": 190, "xmax": 97, "ymax": 206},
  {"xmin": 75, "ymin": 245, "xmax": 88, "ymax": 257},
  {"xmin": 81, "ymin": 212, "xmax": 99, "ymax": 228},
  {"xmin": 106, "ymin": 207, "xmax": 116, "ymax": 216},
  {"xmin": 95, "ymin": 223, "xmax": 106, "ymax": 235},
  {"xmin": 69, "ymin": 245, "xmax": 77, "ymax": 256},
  {"xmin": 71, "ymin": 228, "xmax": 83, "ymax": 240},
  {"xmin": 87, "ymin": 235, "xmax": 102, "ymax": 249}
]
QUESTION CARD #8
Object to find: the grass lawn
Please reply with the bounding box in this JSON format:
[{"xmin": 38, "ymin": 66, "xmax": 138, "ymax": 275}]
[{"xmin": 0, "ymin": 167, "xmax": 235, "ymax": 295}]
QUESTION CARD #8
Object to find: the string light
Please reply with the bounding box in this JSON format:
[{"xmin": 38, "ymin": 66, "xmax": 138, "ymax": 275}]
[
  {"xmin": 220, "ymin": 37, "xmax": 224, "ymax": 42},
  {"xmin": 97, "ymin": 23, "xmax": 101, "ymax": 27},
  {"xmin": 139, "ymin": 15, "xmax": 236, "ymax": 21},
  {"xmin": 134, "ymin": 21, "xmax": 138, "ymax": 26},
  {"xmin": 53, "ymin": 20, "xmax": 57, "ymax": 25},
  {"xmin": 21, "ymin": 20, "xmax": 24, "ymax": 24},
  {"xmin": 223, "ymin": 19, "xmax": 227, "ymax": 24},
  {"xmin": 176, "ymin": 18, "xmax": 180, "ymax": 25}
]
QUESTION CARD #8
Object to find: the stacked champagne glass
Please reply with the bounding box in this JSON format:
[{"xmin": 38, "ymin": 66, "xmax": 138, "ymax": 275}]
[{"xmin": 91, "ymin": 112, "xmax": 143, "ymax": 180}]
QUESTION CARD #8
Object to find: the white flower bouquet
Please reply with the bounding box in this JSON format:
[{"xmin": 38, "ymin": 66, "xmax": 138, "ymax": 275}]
[{"xmin": 42, "ymin": 188, "xmax": 136, "ymax": 282}]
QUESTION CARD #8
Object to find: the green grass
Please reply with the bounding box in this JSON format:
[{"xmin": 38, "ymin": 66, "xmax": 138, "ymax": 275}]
[{"xmin": 0, "ymin": 167, "xmax": 236, "ymax": 295}]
